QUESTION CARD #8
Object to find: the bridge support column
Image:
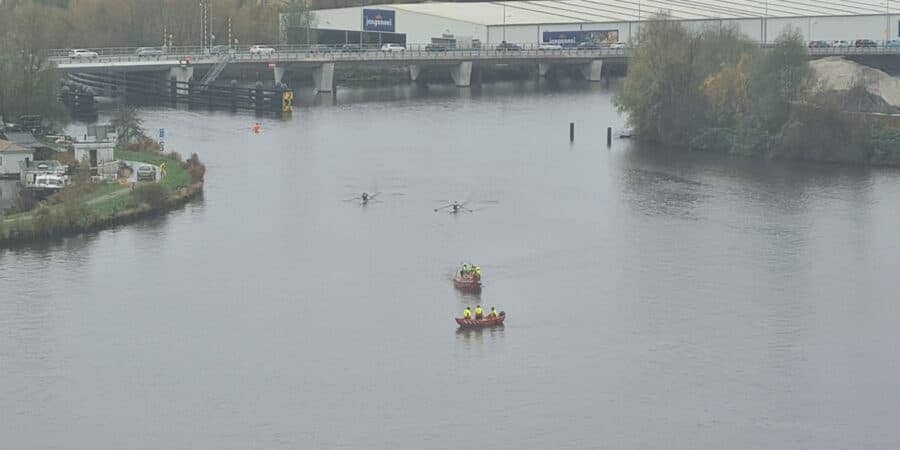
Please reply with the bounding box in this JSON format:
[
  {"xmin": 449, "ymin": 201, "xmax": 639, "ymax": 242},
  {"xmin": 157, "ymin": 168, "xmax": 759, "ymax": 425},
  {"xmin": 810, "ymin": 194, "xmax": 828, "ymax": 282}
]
[
  {"xmin": 273, "ymin": 66, "xmax": 285, "ymax": 85},
  {"xmin": 409, "ymin": 65, "xmax": 421, "ymax": 82},
  {"xmin": 313, "ymin": 63, "xmax": 335, "ymax": 93},
  {"xmin": 450, "ymin": 61, "xmax": 473, "ymax": 87},
  {"xmin": 580, "ymin": 60, "xmax": 603, "ymax": 82},
  {"xmin": 538, "ymin": 63, "xmax": 553, "ymax": 77},
  {"xmin": 169, "ymin": 66, "xmax": 194, "ymax": 95}
]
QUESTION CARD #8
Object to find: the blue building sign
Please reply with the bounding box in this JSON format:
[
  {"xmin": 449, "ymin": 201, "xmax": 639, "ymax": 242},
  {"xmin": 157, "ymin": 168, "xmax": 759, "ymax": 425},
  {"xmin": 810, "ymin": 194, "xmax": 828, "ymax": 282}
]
[
  {"xmin": 363, "ymin": 9, "xmax": 395, "ymax": 33},
  {"xmin": 543, "ymin": 31, "xmax": 581, "ymax": 46},
  {"xmin": 542, "ymin": 30, "xmax": 619, "ymax": 46}
]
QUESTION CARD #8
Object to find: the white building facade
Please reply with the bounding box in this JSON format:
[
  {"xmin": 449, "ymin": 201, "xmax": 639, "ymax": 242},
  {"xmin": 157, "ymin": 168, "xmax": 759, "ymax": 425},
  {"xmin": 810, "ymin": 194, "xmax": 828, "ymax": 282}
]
[
  {"xmin": 0, "ymin": 140, "xmax": 34, "ymax": 178},
  {"xmin": 313, "ymin": 1, "xmax": 900, "ymax": 46}
]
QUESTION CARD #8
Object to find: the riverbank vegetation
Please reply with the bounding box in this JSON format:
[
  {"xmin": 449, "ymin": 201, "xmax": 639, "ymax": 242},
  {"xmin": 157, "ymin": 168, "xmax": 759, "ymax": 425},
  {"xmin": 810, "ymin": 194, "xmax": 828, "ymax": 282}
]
[
  {"xmin": 0, "ymin": 137, "xmax": 205, "ymax": 247},
  {"xmin": 616, "ymin": 15, "xmax": 900, "ymax": 166}
]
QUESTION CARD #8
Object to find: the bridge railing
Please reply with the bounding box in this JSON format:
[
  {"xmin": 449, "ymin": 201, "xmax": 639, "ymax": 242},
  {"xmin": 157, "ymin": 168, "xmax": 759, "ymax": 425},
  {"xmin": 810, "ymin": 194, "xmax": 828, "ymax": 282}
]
[
  {"xmin": 50, "ymin": 42, "xmax": 900, "ymax": 66},
  {"xmin": 48, "ymin": 42, "xmax": 626, "ymax": 56},
  {"xmin": 49, "ymin": 44, "xmax": 628, "ymax": 66},
  {"xmin": 807, "ymin": 46, "xmax": 900, "ymax": 55}
]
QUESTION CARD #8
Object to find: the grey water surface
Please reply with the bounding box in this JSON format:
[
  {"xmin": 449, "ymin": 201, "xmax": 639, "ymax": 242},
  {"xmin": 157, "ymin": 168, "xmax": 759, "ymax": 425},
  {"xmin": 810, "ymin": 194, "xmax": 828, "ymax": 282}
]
[{"xmin": 2, "ymin": 81, "xmax": 900, "ymax": 449}]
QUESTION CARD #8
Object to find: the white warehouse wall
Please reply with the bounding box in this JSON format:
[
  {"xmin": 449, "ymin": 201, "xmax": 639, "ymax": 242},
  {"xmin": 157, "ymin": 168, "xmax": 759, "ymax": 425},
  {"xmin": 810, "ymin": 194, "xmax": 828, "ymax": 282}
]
[
  {"xmin": 394, "ymin": 10, "xmax": 487, "ymax": 44},
  {"xmin": 314, "ymin": 7, "xmax": 364, "ymax": 31},
  {"xmin": 486, "ymin": 15, "xmax": 900, "ymax": 45},
  {"xmin": 314, "ymin": 6, "xmax": 487, "ymax": 44},
  {"xmin": 485, "ymin": 25, "xmax": 539, "ymax": 44},
  {"xmin": 315, "ymin": 8, "xmax": 900, "ymax": 46}
]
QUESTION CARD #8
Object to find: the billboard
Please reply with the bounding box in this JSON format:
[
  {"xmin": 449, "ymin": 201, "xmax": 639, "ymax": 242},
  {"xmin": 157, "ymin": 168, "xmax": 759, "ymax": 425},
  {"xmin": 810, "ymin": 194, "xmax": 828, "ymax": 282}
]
[
  {"xmin": 363, "ymin": 9, "xmax": 395, "ymax": 33},
  {"xmin": 542, "ymin": 30, "xmax": 619, "ymax": 46}
]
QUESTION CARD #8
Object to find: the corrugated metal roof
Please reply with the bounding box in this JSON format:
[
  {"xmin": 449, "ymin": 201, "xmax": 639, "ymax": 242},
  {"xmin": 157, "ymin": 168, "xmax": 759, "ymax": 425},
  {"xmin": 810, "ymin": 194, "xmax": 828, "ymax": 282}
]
[
  {"xmin": 390, "ymin": 0, "xmax": 898, "ymax": 25},
  {"xmin": 0, "ymin": 139, "xmax": 30, "ymax": 153}
]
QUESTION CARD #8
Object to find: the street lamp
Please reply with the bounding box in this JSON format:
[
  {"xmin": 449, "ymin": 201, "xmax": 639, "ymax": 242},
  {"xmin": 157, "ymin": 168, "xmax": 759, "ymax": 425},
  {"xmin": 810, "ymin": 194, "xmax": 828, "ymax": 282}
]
[
  {"xmin": 887, "ymin": 0, "xmax": 891, "ymax": 45},
  {"xmin": 502, "ymin": 3, "xmax": 506, "ymax": 43}
]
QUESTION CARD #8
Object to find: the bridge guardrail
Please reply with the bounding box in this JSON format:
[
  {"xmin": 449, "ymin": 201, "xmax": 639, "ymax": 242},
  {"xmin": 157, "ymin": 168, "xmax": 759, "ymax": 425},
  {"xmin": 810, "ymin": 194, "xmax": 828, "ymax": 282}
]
[
  {"xmin": 48, "ymin": 43, "xmax": 900, "ymax": 67},
  {"xmin": 49, "ymin": 46, "xmax": 628, "ymax": 67}
]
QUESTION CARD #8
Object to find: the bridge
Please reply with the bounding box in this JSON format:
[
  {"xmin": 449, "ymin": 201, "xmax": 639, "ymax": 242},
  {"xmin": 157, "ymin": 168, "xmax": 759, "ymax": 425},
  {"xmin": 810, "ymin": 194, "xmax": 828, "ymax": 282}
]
[
  {"xmin": 48, "ymin": 44, "xmax": 900, "ymax": 94},
  {"xmin": 49, "ymin": 44, "xmax": 626, "ymax": 92}
]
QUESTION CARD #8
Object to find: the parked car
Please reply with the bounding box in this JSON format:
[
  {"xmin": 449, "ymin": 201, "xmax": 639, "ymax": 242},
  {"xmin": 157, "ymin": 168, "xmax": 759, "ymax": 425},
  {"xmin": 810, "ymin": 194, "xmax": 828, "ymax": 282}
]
[
  {"xmin": 249, "ymin": 45, "xmax": 275, "ymax": 55},
  {"xmin": 310, "ymin": 44, "xmax": 334, "ymax": 53},
  {"xmin": 609, "ymin": 42, "xmax": 628, "ymax": 49},
  {"xmin": 425, "ymin": 43, "xmax": 448, "ymax": 52},
  {"xmin": 380, "ymin": 43, "xmax": 406, "ymax": 52},
  {"xmin": 854, "ymin": 39, "xmax": 878, "ymax": 48},
  {"xmin": 341, "ymin": 44, "xmax": 363, "ymax": 53},
  {"xmin": 209, "ymin": 45, "xmax": 234, "ymax": 55},
  {"xmin": 136, "ymin": 165, "xmax": 156, "ymax": 181},
  {"xmin": 576, "ymin": 42, "xmax": 603, "ymax": 50},
  {"xmin": 831, "ymin": 40, "xmax": 852, "ymax": 48},
  {"xmin": 539, "ymin": 43, "xmax": 562, "ymax": 50},
  {"xmin": 136, "ymin": 47, "xmax": 164, "ymax": 57},
  {"xmin": 495, "ymin": 41, "xmax": 521, "ymax": 51},
  {"xmin": 68, "ymin": 49, "xmax": 99, "ymax": 58},
  {"xmin": 807, "ymin": 40, "xmax": 831, "ymax": 48},
  {"xmin": 887, "ymin": 40, "xmax": 900, "ymax": 48}
]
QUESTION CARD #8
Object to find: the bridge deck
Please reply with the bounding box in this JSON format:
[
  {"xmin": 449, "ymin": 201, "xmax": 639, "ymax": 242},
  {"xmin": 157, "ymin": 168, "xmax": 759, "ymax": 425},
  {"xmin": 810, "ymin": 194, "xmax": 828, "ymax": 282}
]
[
  {"xmin": 51, "ymin": 48, "xmax": 626, "ymax": 72},
  {"xmin": 49, "ymin": 45, "xmax": 900, "ymax": 72}
]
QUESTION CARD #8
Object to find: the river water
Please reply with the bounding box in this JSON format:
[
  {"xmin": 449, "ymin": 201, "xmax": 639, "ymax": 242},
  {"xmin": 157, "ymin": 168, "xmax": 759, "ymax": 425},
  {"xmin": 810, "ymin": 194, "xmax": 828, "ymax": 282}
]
[{"xmin": 3, "ymin": 81, "xmax": 900, "ymax": 449}]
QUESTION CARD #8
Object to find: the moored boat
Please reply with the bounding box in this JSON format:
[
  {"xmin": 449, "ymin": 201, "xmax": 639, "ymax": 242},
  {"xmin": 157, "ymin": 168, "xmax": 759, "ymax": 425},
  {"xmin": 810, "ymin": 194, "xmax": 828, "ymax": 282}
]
[{"xmin": 455, "ymin": 312, "xmax": 505, "ymax": 328}]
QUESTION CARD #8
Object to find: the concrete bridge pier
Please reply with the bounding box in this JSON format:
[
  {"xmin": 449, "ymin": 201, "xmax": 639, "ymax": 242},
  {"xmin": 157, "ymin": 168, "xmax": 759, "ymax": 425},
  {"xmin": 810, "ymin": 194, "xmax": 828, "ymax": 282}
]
[
  {"xmin": 580, "ymin": 60, "xmax": 603, "ymax": 82},
  {"xmin": 538, "ymin": 63, "xmax": 553, "ymax": 77},
  {"xmin": 450, "ymin": 61, "xmax": 473, "ymax": 87},
  {"xmin": 409, "ymin": 65, "xmax": 421, "ymax": 82},
  {"xmin": 169, "ymin": 66, "xmax": 194, "ymax": 95},
  {"xmin": 274, "ymin": 65, "xmax": 286, "ymax": 85},
  {"xmin": 313, "ymin": 63, "xmax": 335, "ymax": 93}
]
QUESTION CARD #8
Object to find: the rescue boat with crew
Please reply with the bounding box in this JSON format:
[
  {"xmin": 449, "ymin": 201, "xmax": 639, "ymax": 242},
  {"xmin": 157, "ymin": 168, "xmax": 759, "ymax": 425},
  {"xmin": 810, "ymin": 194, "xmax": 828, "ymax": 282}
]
[
  {"xmin": 453, "ymin": 272, "xmax": 481, "ymax": 291},
  {"xmin": 454, "ymin": 263, "xmax": 482, "ymax": 291},
  {"xmin": 455, "ymin": 312, "xmax": 506, "ymax": 328}
]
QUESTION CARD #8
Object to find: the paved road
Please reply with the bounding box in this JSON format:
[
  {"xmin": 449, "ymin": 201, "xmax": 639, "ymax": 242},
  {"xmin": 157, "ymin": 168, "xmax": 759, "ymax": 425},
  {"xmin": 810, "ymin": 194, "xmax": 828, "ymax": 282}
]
[{"xmin": 123, "ymin": 161, "xmax": 161, "ymax": 183}]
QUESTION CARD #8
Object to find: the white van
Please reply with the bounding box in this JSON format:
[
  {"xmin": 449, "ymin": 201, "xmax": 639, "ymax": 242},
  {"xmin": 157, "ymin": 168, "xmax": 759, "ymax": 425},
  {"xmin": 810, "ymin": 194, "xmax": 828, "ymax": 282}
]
[{"xmin": 380, "ymin": 43, "xmax": 406, "ymax": 52}]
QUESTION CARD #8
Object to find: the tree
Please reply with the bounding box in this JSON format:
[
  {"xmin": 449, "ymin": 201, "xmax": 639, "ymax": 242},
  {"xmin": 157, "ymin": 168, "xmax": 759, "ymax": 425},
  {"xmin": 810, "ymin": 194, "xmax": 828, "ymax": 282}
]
[
  {"xmin": 111, "ymin": 105, "xmax": 144, "ymax": 145},
  {"xmin": 615, "ymin": 16, "xmax": 753, "ymax": 147},
  {"xmin": 0, "ymin": 2, "xmax": 67, "ymax": 118},
  {"xmin": 280, "ymin": 0, "xmax": 318, "ymax": 44},
  {"xmin": 747, "ymin": 28, "xmax": 813, "ymax": 134},
  {"xmin": 703, "ymin": 53, "xmax": 752, "ymax": 124}
]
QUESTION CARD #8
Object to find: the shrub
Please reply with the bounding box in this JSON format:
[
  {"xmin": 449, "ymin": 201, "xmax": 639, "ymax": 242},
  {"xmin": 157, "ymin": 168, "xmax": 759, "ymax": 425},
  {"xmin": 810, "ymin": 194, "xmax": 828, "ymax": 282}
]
[
  {"xmin": 32, "ymin": 205, "xmax": 55, "ymax": 236},
  {"xmin": 9, "ymin": 189, "xmax": 39, "ymax": 213},
  {"xmin": 125, "ymin": 136, "xmax": 162, "ymax": 153},
  {"xmin": 32, "ymin": 200, "xmax": 95, "ymax": 237},
  {"xmin": 185, "ymin": 153, "xmax": 206, "ymax": 182},
  {"xmin": 689, "ymin": 127, "xmax": 737, "ymax": 153},
  {"xmin": 134, "ymin": 183, "xmax": 168, "ymax": 209},
  {"xmin": 865, "ymin": 127, "xmax": 900, "ymax": 165}
]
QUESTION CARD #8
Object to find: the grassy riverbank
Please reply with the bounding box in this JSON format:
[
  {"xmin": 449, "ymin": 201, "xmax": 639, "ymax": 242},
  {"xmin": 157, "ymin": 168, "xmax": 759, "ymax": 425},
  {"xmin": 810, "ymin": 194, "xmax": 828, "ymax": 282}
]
[{"xmin": 0, "ymin": 149, "xmax": 204, "ymax": 247}]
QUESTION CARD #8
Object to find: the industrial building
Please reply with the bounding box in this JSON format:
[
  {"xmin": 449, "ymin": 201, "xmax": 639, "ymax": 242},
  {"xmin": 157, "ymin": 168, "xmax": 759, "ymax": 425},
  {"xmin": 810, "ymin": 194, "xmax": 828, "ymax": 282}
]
[{"xmin": 300, "ymin": 0, "xmax": 900, "ymax": 46}]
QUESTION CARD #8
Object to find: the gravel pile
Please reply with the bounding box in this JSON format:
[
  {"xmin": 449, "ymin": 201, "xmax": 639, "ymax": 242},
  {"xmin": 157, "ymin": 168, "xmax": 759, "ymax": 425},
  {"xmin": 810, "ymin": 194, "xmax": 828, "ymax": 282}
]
[{"xmin": 810, "ymin": 57, "xmax": 900, "ymax": 108}]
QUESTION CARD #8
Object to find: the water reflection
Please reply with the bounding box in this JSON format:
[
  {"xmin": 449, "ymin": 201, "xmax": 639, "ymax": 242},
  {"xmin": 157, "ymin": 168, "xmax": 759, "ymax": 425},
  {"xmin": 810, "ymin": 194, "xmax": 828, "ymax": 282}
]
[{"xmin": 455, "ymin": 325, "xmax": 506, "ymax": 345}]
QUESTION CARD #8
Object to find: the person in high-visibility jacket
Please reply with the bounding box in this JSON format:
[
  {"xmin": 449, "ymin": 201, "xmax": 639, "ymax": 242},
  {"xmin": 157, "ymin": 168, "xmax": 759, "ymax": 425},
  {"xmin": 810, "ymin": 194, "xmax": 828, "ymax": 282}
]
[
  {"xmin": 489, "ymin": 307, "xmax": 498, "ymax": 318},
  {"xmin": 463, "ymin": 307, "xmax": 472, "ymax": 319},
  {"xmin": 474, "ymin": 305, "xmax": 484, "ymax": 320}
]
